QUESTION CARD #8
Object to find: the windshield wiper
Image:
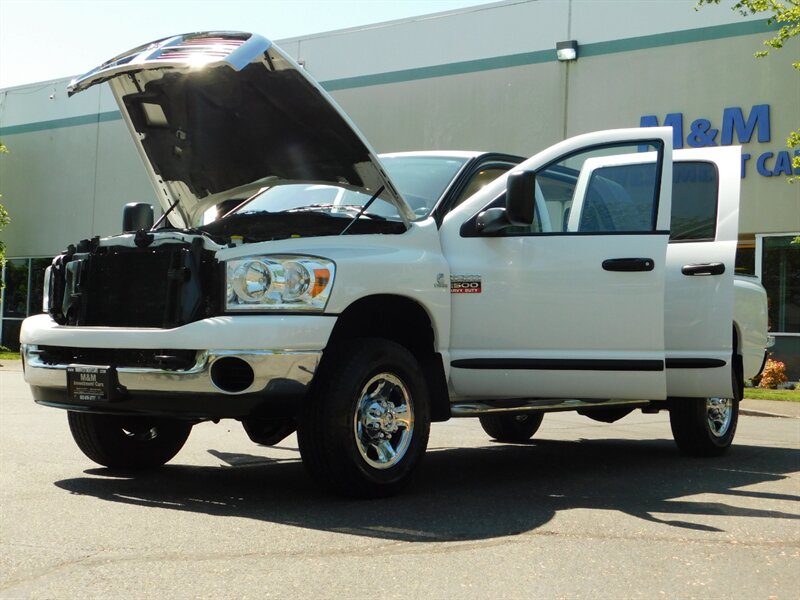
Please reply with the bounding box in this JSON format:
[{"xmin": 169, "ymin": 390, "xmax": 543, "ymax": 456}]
[{"xmin": 282, "ymin": 203, "xmax": 386, "ymax": 221}]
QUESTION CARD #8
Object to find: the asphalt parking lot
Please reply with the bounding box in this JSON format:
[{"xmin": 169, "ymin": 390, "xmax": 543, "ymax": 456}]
[{"xmin": 1, "ymin": 360, "xmax": 798, "ymax": 599}]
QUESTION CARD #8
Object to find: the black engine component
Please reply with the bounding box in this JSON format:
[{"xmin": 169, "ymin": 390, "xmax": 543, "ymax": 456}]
[{"xmin": 47, "ymin": 237, "xmax": 220, "ymax": 329}]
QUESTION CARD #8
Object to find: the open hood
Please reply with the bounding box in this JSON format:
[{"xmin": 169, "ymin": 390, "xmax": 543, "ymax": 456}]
[{"xmin": 68, "ymin": 31, "xmax": 412, "ymax": 228}]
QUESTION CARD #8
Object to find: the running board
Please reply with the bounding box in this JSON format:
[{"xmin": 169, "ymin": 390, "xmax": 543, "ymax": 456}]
[{"xmin": 449, "ymin": 398, "xmax": 651, "ymax": 417}]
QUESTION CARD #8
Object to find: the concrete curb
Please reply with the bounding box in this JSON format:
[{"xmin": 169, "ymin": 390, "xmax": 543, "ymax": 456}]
[
  {"xmin": 740, "ymin": 398, "xmax": 800, "ymax": 419},
  {"xmin": 740, "ymin": 408, "xmax": 797, "ymax": 419}
]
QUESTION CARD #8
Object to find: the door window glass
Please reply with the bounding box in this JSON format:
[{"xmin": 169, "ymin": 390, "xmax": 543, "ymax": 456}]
[
  {"xmin": 574, "ymin": 162, "xmax": 657, "ymax": 232},
  {"xmin": 452, "ymin": 166, "xmax": 514, "ymax": 208},
  {"xmin": 670, "ymin": 162, "xmax": 718, "ymax": 241},
  {"xmin": 532, "ymin": 142, "xmax": 662, "ymax": 234}
]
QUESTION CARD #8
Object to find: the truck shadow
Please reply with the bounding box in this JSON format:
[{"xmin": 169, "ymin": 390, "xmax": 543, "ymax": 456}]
[{"xmin": 54, "ymin": 438, "xmax": 800, "ymax": 542}]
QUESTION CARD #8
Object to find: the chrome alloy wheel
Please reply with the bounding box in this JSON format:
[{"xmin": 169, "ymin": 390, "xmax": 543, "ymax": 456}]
[
  {"xmin": 706, "ymin": 397, "xmax": 734, "ymax": 438},
  {"xmin": 354, "ymin": 373, "xmax": 414, "ymax": 470}
]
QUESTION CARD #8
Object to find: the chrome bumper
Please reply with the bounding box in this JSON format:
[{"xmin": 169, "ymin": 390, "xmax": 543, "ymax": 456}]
[{"xmin": 22, "ymin": 344, "xmax": 320, "ymax": 396}]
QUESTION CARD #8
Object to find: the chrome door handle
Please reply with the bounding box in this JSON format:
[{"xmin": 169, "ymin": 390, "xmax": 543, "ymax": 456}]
[{"xmin": 681, "ymin": 263, "xmax": 725, "ymax": 276}]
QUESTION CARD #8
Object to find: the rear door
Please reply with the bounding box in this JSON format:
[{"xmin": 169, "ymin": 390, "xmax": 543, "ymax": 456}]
[
  {"xmin": 665, "ymin": 146, "xmax": 741, "ymax": 398},
  {"xmin": 440, "ymin": 128, "xmax": 673, "ymax": 401}
]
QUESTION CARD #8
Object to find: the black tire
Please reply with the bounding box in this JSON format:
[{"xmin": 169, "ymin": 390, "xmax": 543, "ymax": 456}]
[
  {"xmin": 297, "ymin": 339, "xmax": 431, "ymax": 498},
  {"xmin": 669, "ymin": 368, "xmax": 741, "ymax": 457},
  {"xmin": 479, "ymin": 412, "xmax": 543, "ymax": 443},
  {"xmin": 67, "ymin": 411, "xmax": 192, "ymax": 469}
]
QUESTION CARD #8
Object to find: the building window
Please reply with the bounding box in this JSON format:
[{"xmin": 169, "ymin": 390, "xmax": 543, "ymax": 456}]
[
  {"xmin": 736, "ymin": 240, "xmax": 756, "ymax": 276},
  {"xmin": 1, "ymin": 257, "xmax": 51, "ymax": 350},
  {"xmin": 757, "ymin": 234, "xmax": 800, "ymax": 381},
  {"xmin": 760, "ymin": 235, "xmax": 799, "ymax": 334}
]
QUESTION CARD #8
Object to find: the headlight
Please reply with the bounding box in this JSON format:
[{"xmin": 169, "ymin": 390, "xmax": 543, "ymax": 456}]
[{"xmin": 226, "ymin": 255, "xmax": 335, "ymax": 312}]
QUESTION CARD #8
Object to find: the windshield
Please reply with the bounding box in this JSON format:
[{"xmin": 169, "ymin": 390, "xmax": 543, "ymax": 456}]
[
  {"xmin": 209, "ymin": 155, "xmax": 471, "ymax": 224},
  {"xmin": 380, "ymin": 155, "xmax": 469, "ymax": 217},
  {"xmin": 200, "ymin": 181, "xmax": 408, "ymax": 243},
  {"xmin": 224, "ymin": 183, "xmax": 403, "ymax": 220}
]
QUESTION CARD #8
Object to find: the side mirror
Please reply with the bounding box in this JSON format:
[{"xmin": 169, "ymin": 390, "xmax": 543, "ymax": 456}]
[
  {"xmin": 475, "ymin": 207, "xmax": 511, "ymax": 234},
  {"xmin": 122, "ymin": 203, "xmax": 154, "ymax": 232},
  {"xmin": 506, "ymin": 171, "xmax": 535, "ymax": 225}
]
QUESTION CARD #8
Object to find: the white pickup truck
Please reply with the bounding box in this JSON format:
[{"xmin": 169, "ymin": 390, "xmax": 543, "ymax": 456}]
[{"xmin": 20, "ymin": 32, "xmax": 769, "ymax": 497}]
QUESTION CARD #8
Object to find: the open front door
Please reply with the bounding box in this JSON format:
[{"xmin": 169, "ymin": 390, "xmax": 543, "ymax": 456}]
[{"xmin": 440, "ymin": 128, "xmax": 673, "ymax": 401}]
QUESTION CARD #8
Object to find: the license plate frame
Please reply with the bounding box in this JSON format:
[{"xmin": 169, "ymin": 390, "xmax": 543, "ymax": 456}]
[{"xmin": 67, "ymin": 365, "xmax": 118, "ymax": 402}]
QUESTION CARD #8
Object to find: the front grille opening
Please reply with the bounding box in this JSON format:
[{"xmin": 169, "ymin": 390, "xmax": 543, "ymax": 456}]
[{"xmin": 37, "ymin": 346, "xmax": 199, "ymax": 371}]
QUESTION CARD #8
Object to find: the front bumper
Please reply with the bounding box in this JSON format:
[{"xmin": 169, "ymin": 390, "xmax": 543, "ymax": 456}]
[{"xmin": 20, "ymin": 313, "xmax": 336, "ymax": 419}]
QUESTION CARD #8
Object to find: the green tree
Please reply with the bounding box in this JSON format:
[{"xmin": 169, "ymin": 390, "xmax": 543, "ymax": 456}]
[
  {"xmin": 697, "ymin": 0, "xmax": 800, "ymax": 178},
  {"xmin": 0, "ymin": 142, "xmax": 9, "ymax": 288}
]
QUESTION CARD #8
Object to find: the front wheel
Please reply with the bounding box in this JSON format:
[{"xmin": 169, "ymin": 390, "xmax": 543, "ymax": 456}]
[
  {"xmin": 67, "ymin": 412, "xmax": 192, "ymax": 469},
  {"xmin": 297, "ymin": 339, "xmax": 431, "ymax": 498},
  {"xmin": 669, "ymin": 370, "xmax": 741, "ymax": 456}
]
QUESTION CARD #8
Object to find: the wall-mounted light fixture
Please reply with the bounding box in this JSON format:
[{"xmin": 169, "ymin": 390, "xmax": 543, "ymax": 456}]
[{"xmin": 556, "ymin": 40, "xmax": 578, "ymax": 62}]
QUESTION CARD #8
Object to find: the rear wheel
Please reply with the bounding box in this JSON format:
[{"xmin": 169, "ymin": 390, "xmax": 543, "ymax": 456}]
[
  {"xmin": 297, "ymin": 339, "xmax": 430, "ymax": 498},
  {"xmin": 669, "ymin": 368, "xmax": 741, "ymax": 456},
  {"xmin": 479, "ymin": 412, "xmax": 543, "ymax": 443},
  {"xmin": 67, "ymin": 412, "xmax": 192, "ymax": 469}
]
